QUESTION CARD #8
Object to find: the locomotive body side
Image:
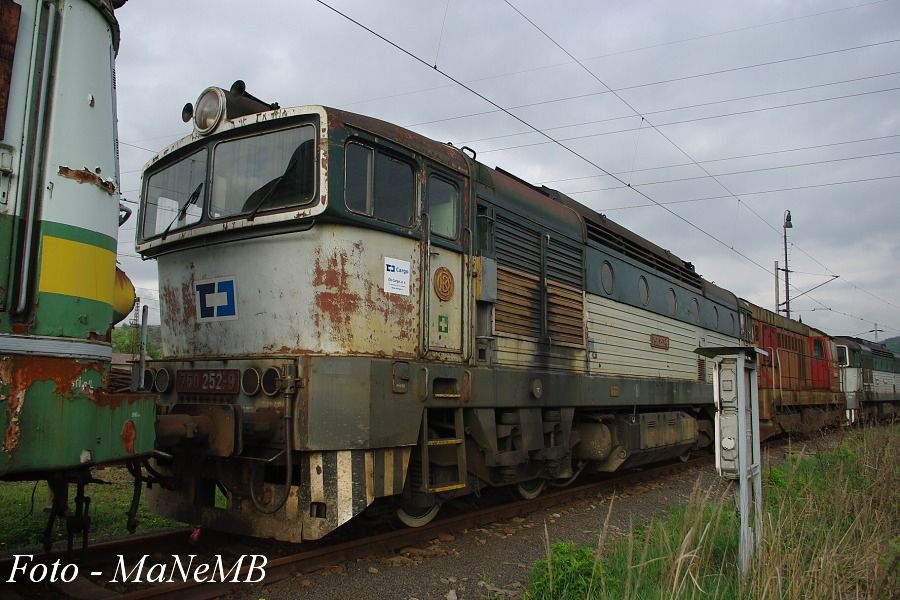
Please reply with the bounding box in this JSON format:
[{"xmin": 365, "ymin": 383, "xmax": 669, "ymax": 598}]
[
  {"xmin": 742, "ymin": 300, "xmax": 845, "ymax": 438},
  {"xmin": 138, "ymin": 91, "xmax": 743, "ymax": 542}
]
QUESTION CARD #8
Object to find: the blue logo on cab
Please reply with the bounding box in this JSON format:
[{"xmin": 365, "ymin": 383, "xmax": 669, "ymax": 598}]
[{"xmin": 196, "ymin": 277, "xmax": 238, "ymax": 321}]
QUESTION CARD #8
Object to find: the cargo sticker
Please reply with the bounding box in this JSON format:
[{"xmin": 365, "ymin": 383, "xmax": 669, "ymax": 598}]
[
  {"xmin": 196, "ymin": 277, "xmax": 238, "ymax": 321},
  {"xmin": 438, "ymin": 314, "xmax": 449, "ymax": 333},
  {"xmin": 384, "ymin": 257, "xmax": 410, "ymax": 296}
]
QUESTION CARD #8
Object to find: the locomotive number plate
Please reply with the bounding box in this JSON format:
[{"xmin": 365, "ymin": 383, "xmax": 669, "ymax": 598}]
[{"xmin": 176, "ymin": 369, "xmax": 240, "ymax": 394}]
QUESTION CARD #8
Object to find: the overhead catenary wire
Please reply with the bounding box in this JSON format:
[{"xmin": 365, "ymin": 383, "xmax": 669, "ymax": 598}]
[
  {"xmin": 562, "ymin": 150, "xmax": 900, "ymax": 194},
  {"xmin": 313, "ymin": 0, "xmax": 776, "ymax": 277},
  {"xmin": 586, "ymin": 0, "xmax": 895, "ymax": 60},
  {"xmin": 453, "ymin": 69, "xmax": 900, "ymax": 146},
  {"xmin": 432, "ymin": 0, "xmax": 452, "ymax": 68},
  {"xmin": 116, "ymin": 33, "xmax": 900, "ymax": 152},
  {"xmin": 538, "ymin": 132, "xmax": 900, "ymax": 186},
  {"xmin": 309, "ymin": 0, "xmax": 900, "ymax": 334},
  {"xmin": 328, "ymin": 3, "xmax": 898, "ymax": 115},
  {"xmin": 591, "ymin": 173, "xmax": 900, "ymax": 207},
  {"xmin": 473, "ymin": 85, "xmax": 900, "ymax": 155},
  {"xmin": 501, "ymin": 0, "xmax": 900, "ymax": 317},
  {"xmin": 405, "ymin": 40, "xmax": 900, "ymax": 131}
]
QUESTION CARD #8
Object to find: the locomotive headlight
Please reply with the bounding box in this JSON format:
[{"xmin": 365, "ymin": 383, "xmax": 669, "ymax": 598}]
[
  {"xmin": 241, "ymin": 368, "xmax": 261, "ymax": 396},
  {"xmin": 193, "ymin": 87, "xmax": 226, "ymax": 135},
  {"xmin": 261, "ymin": 367, "xmax": 282, "ymax": 397},
  {"xmin": 153, "ymin": 367, "xmax": 172, "ymax": 393}
]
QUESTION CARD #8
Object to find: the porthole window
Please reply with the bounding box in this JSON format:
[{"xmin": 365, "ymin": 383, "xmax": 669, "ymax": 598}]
[
  {"xmin": 639, "ymin": 276, "xmax": 650, "ymax": 306},
  {"xmin": 690, "ymin": 298, "xmax": 700, "ymax": 324},
  {"xmin": 713, "ymin": 306, "xmax": 720, "ymax": 329},
  {"xmin": 601, "ymin": 261, "xmax": 614, "ymax": 295},
  {"xmin": 667, "ymin": 288, "xmax": 677, "ymax": 315}
]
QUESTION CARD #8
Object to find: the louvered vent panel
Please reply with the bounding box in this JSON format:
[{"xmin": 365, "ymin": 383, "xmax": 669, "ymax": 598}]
[
  {"xmin": 547, "ymin": 236, "xmax": 582, "ymax": 287},
  {"xmin": 495, "ymin": 213, "xmax": 542, "ymax": 339},
  {"xmin": 547, "ymin": 236, "xmax": 584, "ymax": 345},
  {"xmin": 496, "ymin": 266, "xmax": 541, "ymax": 338},
  {"xmin": 495, "ymin": 213, "xmax": 541, "ymax": 274},
  {"xmin": 547, "ymin": 281, "xmax": 584, "ymax": 345}
]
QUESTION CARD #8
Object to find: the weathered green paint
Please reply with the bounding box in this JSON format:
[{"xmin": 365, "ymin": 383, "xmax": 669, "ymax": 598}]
[
  {"xmin": 0, "ymin": 357, "xmax": 154, "ymax": 475},
  {"xmin": 31, "ymin": 292, "xmax": 112, "ymax": 338}
]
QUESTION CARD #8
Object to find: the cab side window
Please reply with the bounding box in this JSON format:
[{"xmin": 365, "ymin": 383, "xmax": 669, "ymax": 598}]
[
  {"xmin": 428, "ymin": 174, "xmax": 459, "ymax": 240},
  {"xmin": 345, "ymin": 142, "xmax": 415, "ymax": 227},
  {"xmin": 813, "ymin": 339, "xmax": 825, "ymax": 360}
]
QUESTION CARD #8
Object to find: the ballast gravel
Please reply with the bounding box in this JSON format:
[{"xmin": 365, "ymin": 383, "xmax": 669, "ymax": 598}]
[{"xmin": 238, "ymin": 460, "xmax": 729, "ymax": 600}]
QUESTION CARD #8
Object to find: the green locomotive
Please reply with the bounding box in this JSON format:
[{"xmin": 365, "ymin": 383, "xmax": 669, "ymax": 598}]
[{"xmin": 0, "ymin": 0, "xmax": 153, "ymax": 549}]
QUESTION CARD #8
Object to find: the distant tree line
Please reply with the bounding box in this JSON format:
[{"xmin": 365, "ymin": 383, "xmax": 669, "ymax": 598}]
[{"xmin": 111, "ymin": 325, "xmax": 162, "ymax": 359}]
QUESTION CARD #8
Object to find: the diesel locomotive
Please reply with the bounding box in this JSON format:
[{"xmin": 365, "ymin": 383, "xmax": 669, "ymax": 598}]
[
  {"xmin": 0, "ymin": 0, "xmax": 154, "ymax": 549},
  {"xmin": 136, "ymin": 82, "xmax": 749, "ymax": 542}
]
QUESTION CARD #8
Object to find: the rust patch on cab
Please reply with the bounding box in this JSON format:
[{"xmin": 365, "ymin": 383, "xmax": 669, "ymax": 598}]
[
  {"xmin": 364, "ymin": 278, "xmax": 415, "ymax": 343},
  {"xmin": 312, "ymin": 240, "xmax": 419, "ymax": 349},
  {"xmin": 313, "ymin": 246, "xmax": 359, "ymax": 344},
  {"xmin": 160, "ymin": 273, "xmax": 199, "ymax": 333},
  {"xmin": 57, "ymin": 166, "xmax": 116, "ymax": 195}
]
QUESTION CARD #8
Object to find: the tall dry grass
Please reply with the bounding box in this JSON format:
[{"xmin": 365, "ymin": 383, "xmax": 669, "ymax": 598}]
[{"xmin": 525, "ymin": 425, "xmax": 899, "ymax": 599}]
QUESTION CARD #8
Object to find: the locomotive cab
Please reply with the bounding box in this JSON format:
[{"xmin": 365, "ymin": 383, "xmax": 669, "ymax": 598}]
[{"xmin": 137, "ymin": 82, "xmax": 476, "ymax": 540}]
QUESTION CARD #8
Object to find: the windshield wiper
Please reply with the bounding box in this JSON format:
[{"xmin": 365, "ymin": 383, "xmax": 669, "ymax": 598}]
[
  {"xmin": 160, "ymin": 182, "xmax": 203, "ymax": 240},
  {"xmin": 245, "ymin": 176, "xmax": 282, "ymax": 222}
]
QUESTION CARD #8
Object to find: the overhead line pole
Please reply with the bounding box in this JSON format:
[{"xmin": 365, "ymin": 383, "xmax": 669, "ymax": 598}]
[{"xmin": 783, "ymin": 211, "xmax": 792, "ymax": 318}]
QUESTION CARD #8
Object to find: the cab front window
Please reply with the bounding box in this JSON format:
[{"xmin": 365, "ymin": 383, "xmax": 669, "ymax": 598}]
[
  {"xmin": 210, "ymin": 125, "xmax": 316, "ymax": 219},
  {"xmin": 142, "ymin": 150, "xmax": 207, "ymax": 239}
]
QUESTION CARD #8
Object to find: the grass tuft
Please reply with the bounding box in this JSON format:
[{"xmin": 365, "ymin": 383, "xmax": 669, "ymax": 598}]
[{"xmin": 0, "ymin": 467, "xmax": 179, "ymax": 552}]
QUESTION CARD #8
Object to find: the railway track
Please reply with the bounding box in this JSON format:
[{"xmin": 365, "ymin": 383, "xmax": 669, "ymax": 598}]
[
  {"xmin": 0, "ymin": 454, "xmax": 712, "ymax": 599},
  {"xmin": 4, "ymin": 429, "xmax": 834, "ymax": 600}
]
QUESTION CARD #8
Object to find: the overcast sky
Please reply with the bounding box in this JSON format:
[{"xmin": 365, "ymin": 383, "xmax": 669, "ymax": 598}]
[{"xmin": 112, "ymin": 0, "xmax": 900, "ymax": 341}]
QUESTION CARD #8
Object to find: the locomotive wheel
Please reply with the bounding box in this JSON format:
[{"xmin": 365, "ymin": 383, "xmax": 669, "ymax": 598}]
[
  {"xmin": 397, "ymin": 503, "xmax": 440, "ymax": 527},
  {"xmin": 515, "ymin": 478, "xmax": 545, "ymax": 500}
]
